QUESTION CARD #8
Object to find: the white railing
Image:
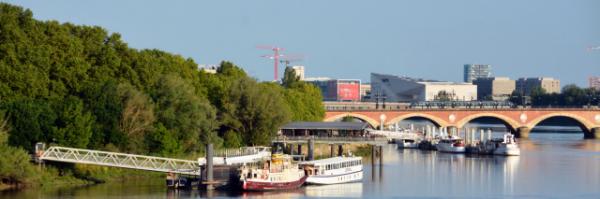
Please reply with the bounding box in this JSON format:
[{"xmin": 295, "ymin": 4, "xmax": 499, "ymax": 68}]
[{"xmin": 38, "ymin": 146, "xmax": 272, "ymax": 176}]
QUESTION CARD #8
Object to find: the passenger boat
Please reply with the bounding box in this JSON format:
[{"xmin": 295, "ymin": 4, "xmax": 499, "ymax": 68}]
[
  {"xmin": 436, "ymin": 136, "xmax": 466, "ymax": 153},
  {"xmin": 493, "ymin": 133, "xmax": 520, "ymax": 156},
  {"xmin": 299, "ymin": 156, "xmax": 363, "ymax": 185},
  {"xmin": 239, "ymin": 153, "xmax": 307, "ymax": 191}
]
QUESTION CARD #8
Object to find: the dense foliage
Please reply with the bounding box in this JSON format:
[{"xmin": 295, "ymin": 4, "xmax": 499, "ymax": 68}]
[
  {"xmin": 0, "ymin": 3, "xmax": 324, "ymax": 156},
  {"xmin": 509, "ymin": 84, "xmax": 600, "ymax": 107}
]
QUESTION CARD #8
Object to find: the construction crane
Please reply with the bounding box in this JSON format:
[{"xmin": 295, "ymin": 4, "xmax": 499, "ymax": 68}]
[
  {"xmin": 279, "ymin": 54, "xmax": 304, "ymax": 68},
  {"xmin": 257, "ymin": 45, "xmax": 284, "ymax": 81}
]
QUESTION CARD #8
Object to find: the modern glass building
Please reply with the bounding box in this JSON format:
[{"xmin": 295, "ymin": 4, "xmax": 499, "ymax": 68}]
[{"xmin": 464, "ymin": 64, "xmax": 492, "ymax": 83}]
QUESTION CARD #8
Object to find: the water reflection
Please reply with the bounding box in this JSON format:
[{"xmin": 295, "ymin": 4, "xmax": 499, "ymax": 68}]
[{"xmin": 304, "ymin": 183, "xmax": 362, "ymax": 198}]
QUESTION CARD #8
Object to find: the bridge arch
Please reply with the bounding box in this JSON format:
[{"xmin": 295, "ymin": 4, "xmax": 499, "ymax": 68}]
[
  {"xmin": 455, "ymin": 113, "xmax": 520, "ymax": 132},
  {"xmin": 385, "ymin": 113, "xmax": 448, "ymax": 127},
  {"xmin": 324, "ymin": 112, "xmax": 379, "ymax": 128},
  {"xmin": 525, "ymin": 113, "xmax": 595, "ymax": 131}
]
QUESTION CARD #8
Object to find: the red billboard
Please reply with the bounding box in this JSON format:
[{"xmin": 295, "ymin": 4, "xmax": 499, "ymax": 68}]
[{"xmin": 337, "ymin": 80, "xmax": 360, "ymax": 101}]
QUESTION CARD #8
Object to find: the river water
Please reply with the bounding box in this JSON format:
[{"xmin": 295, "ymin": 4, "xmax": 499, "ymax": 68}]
[{"xmin": 2, "ymin": 133, "xmax": 600, "ymax": 198}]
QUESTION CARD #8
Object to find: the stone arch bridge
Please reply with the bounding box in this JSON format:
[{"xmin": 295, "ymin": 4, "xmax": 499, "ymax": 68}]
[{"xmin": 324, "ymin": 109, "xmax": 600, "ymax": 139}]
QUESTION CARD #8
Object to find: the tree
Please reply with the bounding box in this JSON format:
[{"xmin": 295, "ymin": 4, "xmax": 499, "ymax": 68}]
[
  {"xmin": 117, "ymin": 83, "xmax": 155, "ymax": 153},
  {"xmin": 282, "ymin": 67, "xmax": 300, "ymax": 88},
  {"xmin": 2, "ymin": 99, "xmax": 56, "ymax": 152},
  {"xmin": 435, "ymin": 90, "xmax": 454, "ymax": 101},
  {"xmin": 153, "ymin": 74, "xmax": 220, "ymax": 152},
  {"xmin": 51, "ymin": 96, "xmax": 95, "ymax": 148},
  {"xmin": 283, "ymin": 83, "xmax": 325, "ymax": 121},
  {"xmin": 219, "ymin": 79, "xmax": 291, "ymax": 146}
]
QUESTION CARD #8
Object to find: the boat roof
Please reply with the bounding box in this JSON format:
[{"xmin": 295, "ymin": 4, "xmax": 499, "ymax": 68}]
[{"xmin": 299, "ymin": 156, "xmax": 362, "ymax": 166}]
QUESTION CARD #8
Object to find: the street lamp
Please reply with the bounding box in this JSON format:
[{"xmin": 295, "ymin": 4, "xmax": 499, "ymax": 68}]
[{"xmin": 379, "ymin": 114, "xmax": 387, "ymax": 130}]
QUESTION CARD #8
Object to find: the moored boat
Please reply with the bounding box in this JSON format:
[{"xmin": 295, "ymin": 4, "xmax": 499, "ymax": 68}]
[
  {"xmin": 436, "ymin": 136, "xmax": 466, "ymax": 153},
  {"xmin": 299, "ymin": 156, "xmax": 363, "ymax": 185},
  {"xmin": 493, "ymin": 133, "xmax": 520, "ymax": 156},
  {"xmin": 395, "ymin": 138, "xmax": 420, "ymax": 149},
  {"xmin": 239, "ymin": 154, "xmax": 307, "ymax": 191}
]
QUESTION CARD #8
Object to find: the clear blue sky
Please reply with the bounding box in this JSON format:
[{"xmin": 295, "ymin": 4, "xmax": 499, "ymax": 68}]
[{"xmin": 3, "ymin": 0, "xmax": 599, "ymax": 86}]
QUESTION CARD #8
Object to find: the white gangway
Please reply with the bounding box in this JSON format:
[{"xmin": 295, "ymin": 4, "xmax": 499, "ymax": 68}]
[{"xmin": 38, "ymin": 146, "xmax": 271, "ymax": 176}]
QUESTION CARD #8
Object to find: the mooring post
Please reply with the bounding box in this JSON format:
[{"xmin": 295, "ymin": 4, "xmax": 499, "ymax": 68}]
[
  {"xmin": 206, "ymin": 143, "xmax": 214, "ymax": 190},
  {"xmin": 378, "ymin": 145, "xmax": 383, "ymax": 182},
  {"xmin": 308, "ymin": 138, "xmax": 314, "ymax": 161},
  {"xmin": 338, "ymin": 144, "xmax": 343, "ymax": 156}
]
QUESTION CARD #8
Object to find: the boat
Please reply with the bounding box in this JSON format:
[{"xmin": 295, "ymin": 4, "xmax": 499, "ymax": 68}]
[
  {"xmin": 395, "ymin": 138, "xmax": 420, "ymax": 149},
  {"xmin": 239, "ymin": 153, "xmax": 307, "ymax": 191},
  {"xmin": 436, "ymin": 136, "xmax": 466, "ymax": 153},
  {"xmin": 299, "ymin": 156, "xmax": 363, "ymax": 185},
  {"xmin": 493, "ymin": 133, "xmax": 520, "ymax": 156}
]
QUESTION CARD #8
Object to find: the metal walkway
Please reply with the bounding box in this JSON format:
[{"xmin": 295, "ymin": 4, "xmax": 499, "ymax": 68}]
[{"xmin": 39, "ymin": 146, "xmax": 271, "ymax": 176}]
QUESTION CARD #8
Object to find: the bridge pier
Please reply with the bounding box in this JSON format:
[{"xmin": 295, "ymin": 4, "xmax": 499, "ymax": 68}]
[
  {"xmin": 446, "ymin": 126, "xmax": 457, "ymax": 136},
  {"xmin": 584, "ymin": 127, "xmax": 600, "ymax": 139},
  {"xmin": 516, "ymin": 127, "xmax": 531, "ymax": 139}
]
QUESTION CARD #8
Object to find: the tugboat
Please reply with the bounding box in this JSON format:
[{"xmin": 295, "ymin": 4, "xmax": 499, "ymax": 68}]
[
  {"xmin": 239, "ymin": 153, "xmax": 307, "ymax": 191},
  {"xmin": 493, "ymin": 133, "xmax": 520, "ymax": 156},
  {"xmin": 436, "ymin": 136, "xmax": 466, "ymax": 153},
  {"xmin": 299, "ymin": 156, "xmax": 363, "ymax": 185}
]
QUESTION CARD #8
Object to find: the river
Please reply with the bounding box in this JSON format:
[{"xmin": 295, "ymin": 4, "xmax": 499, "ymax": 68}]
[{"xmin": 2, "ymin": 133, "xmax": 600, "ymax": 198}]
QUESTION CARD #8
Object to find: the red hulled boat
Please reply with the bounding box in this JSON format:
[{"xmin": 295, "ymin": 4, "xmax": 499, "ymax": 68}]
[{"xmin": 239, "ymin": 154, "xmax": 307, "ymax": 191}]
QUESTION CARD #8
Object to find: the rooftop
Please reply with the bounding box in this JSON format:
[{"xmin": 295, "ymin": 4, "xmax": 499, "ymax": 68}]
[
  {"xmin": 299, "ymin": 156, "xmax": 362, "ymax": 166},
  {"xmin": 280, "ymin": 122, "xmax": 369, "ymax": 131}
]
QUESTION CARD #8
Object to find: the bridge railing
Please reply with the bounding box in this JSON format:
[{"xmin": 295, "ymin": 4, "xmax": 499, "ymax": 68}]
[{"xmin": 40, "ymin": 146, "xmax": 200, "ymax": 175}]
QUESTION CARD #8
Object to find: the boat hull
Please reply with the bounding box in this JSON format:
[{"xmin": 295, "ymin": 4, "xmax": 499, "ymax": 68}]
[
  {"xmin": 242, "ymin": 175, "xmax": 307, "ymax": 191},
  {"xmin": 436, "ymin": 143, "xmax": 466, "ymax": 153},
  {"xmin": 306, "ymin": 170, "xmax": 363, "ymax": 185},
  {"xmin": 493, "ymin": 146, "xmax": 521, "ymax": 156}
]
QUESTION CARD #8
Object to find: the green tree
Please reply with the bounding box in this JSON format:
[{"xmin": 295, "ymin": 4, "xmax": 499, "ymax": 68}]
[
  {"xmin": 281, "ymin": 66, "xmax": 300, "ymax": 88},
  {"xmin": 153, "ymin": 74, "xmax": 220, "ymax": 152},
  {"xmin": 2, "ymin": 99, "xmax": 56, "ymax": 152},
  {"xmin": 51, "ymin": 96, "xmax": 95, "ymax": 148}
]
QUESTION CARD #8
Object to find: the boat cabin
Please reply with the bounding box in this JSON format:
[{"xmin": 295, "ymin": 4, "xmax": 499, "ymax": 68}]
[{"xmin": 300, "ymin": 157, "xmax": 362, "ymax": 176}]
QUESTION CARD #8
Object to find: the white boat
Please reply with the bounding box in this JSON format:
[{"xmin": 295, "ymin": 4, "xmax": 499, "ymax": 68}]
[
  {"xmin": 436, "ymin": 136, "xmax": 466, "ymax": 153},
  {"xmin": 493, "ymin": 133, "xmax": 520, "ymax": 156},
  {"xmin": 395, "ymin": 138, "xmax": 420, "ymax": 149},
  {"xmin": 299, "ymin": 156, "xmax": 363, "ymax": 185}
]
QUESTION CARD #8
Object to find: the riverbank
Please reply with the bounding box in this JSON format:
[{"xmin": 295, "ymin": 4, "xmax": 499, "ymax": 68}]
[{"xmin": 1, "ymin": 163, "xmax": 163, "ymax": 192}]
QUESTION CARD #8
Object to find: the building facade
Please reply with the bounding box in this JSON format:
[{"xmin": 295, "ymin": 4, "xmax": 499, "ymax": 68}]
[
  {"xmin": 464, "ymin": 64, "xmax": 492, "ymax": 83},
  {"xmin": 371, "ymin": 73, "xmax": 477, "ymax": 102},
  {"xmin": 515, "ymin": 77, "xmax": 561, "ymax": 95},
  {"xmin": 589, "ymin": 76, "xmax": 600, "ymax": 90},
  {"xmin": 305, "ymin": 78, "xmax": 361, "ymax": 101},
  {"xmin": 360, "ymin": 83, "xmax": 371, "ymax": 101},
  {"xmin": 291, "ymin": 66, "xmax": 305, "ymax": 80},
  {"xmin": 473, "ymin": 77, "xmax": 515, "ymax": 101}
]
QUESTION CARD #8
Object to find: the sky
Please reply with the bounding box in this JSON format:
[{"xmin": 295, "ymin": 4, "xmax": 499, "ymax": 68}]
[{"xmin": 3, "ymin": 0, "xmax": 599, "ymax": 86}]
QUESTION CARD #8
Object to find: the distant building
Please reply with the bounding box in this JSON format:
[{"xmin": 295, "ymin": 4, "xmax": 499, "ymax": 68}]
[
  {"xmin": 464, "ymin": 64, "xmax": 492, "ymax": 83},
  {"xmin": 473, "ymin": 77, "xmax": 515, "ymax": 101},
  {"xmin": 590, "ymin": 76, "xmax": 600, "ymax": 90},
  {"xmin": 198, "ymin": 64, "xmax": 218, "ymax": 74},
  {"xmin": 515, "ymin": 77, "xmax": 561, "ymax": 95},
  {"xmin": 305, "ymin": 78, "xmax": 361, "ymax": 101},
  {"xmin": 360, "ymin": 83, "xmax": 371, "ymax": 101},
  {"xmin": 291, "ymin": 66, "xmax": 305, "ymax": 80},
  {"xmin": 371, "ymin": 73, "xmax": 477, "ymax": 102}
]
